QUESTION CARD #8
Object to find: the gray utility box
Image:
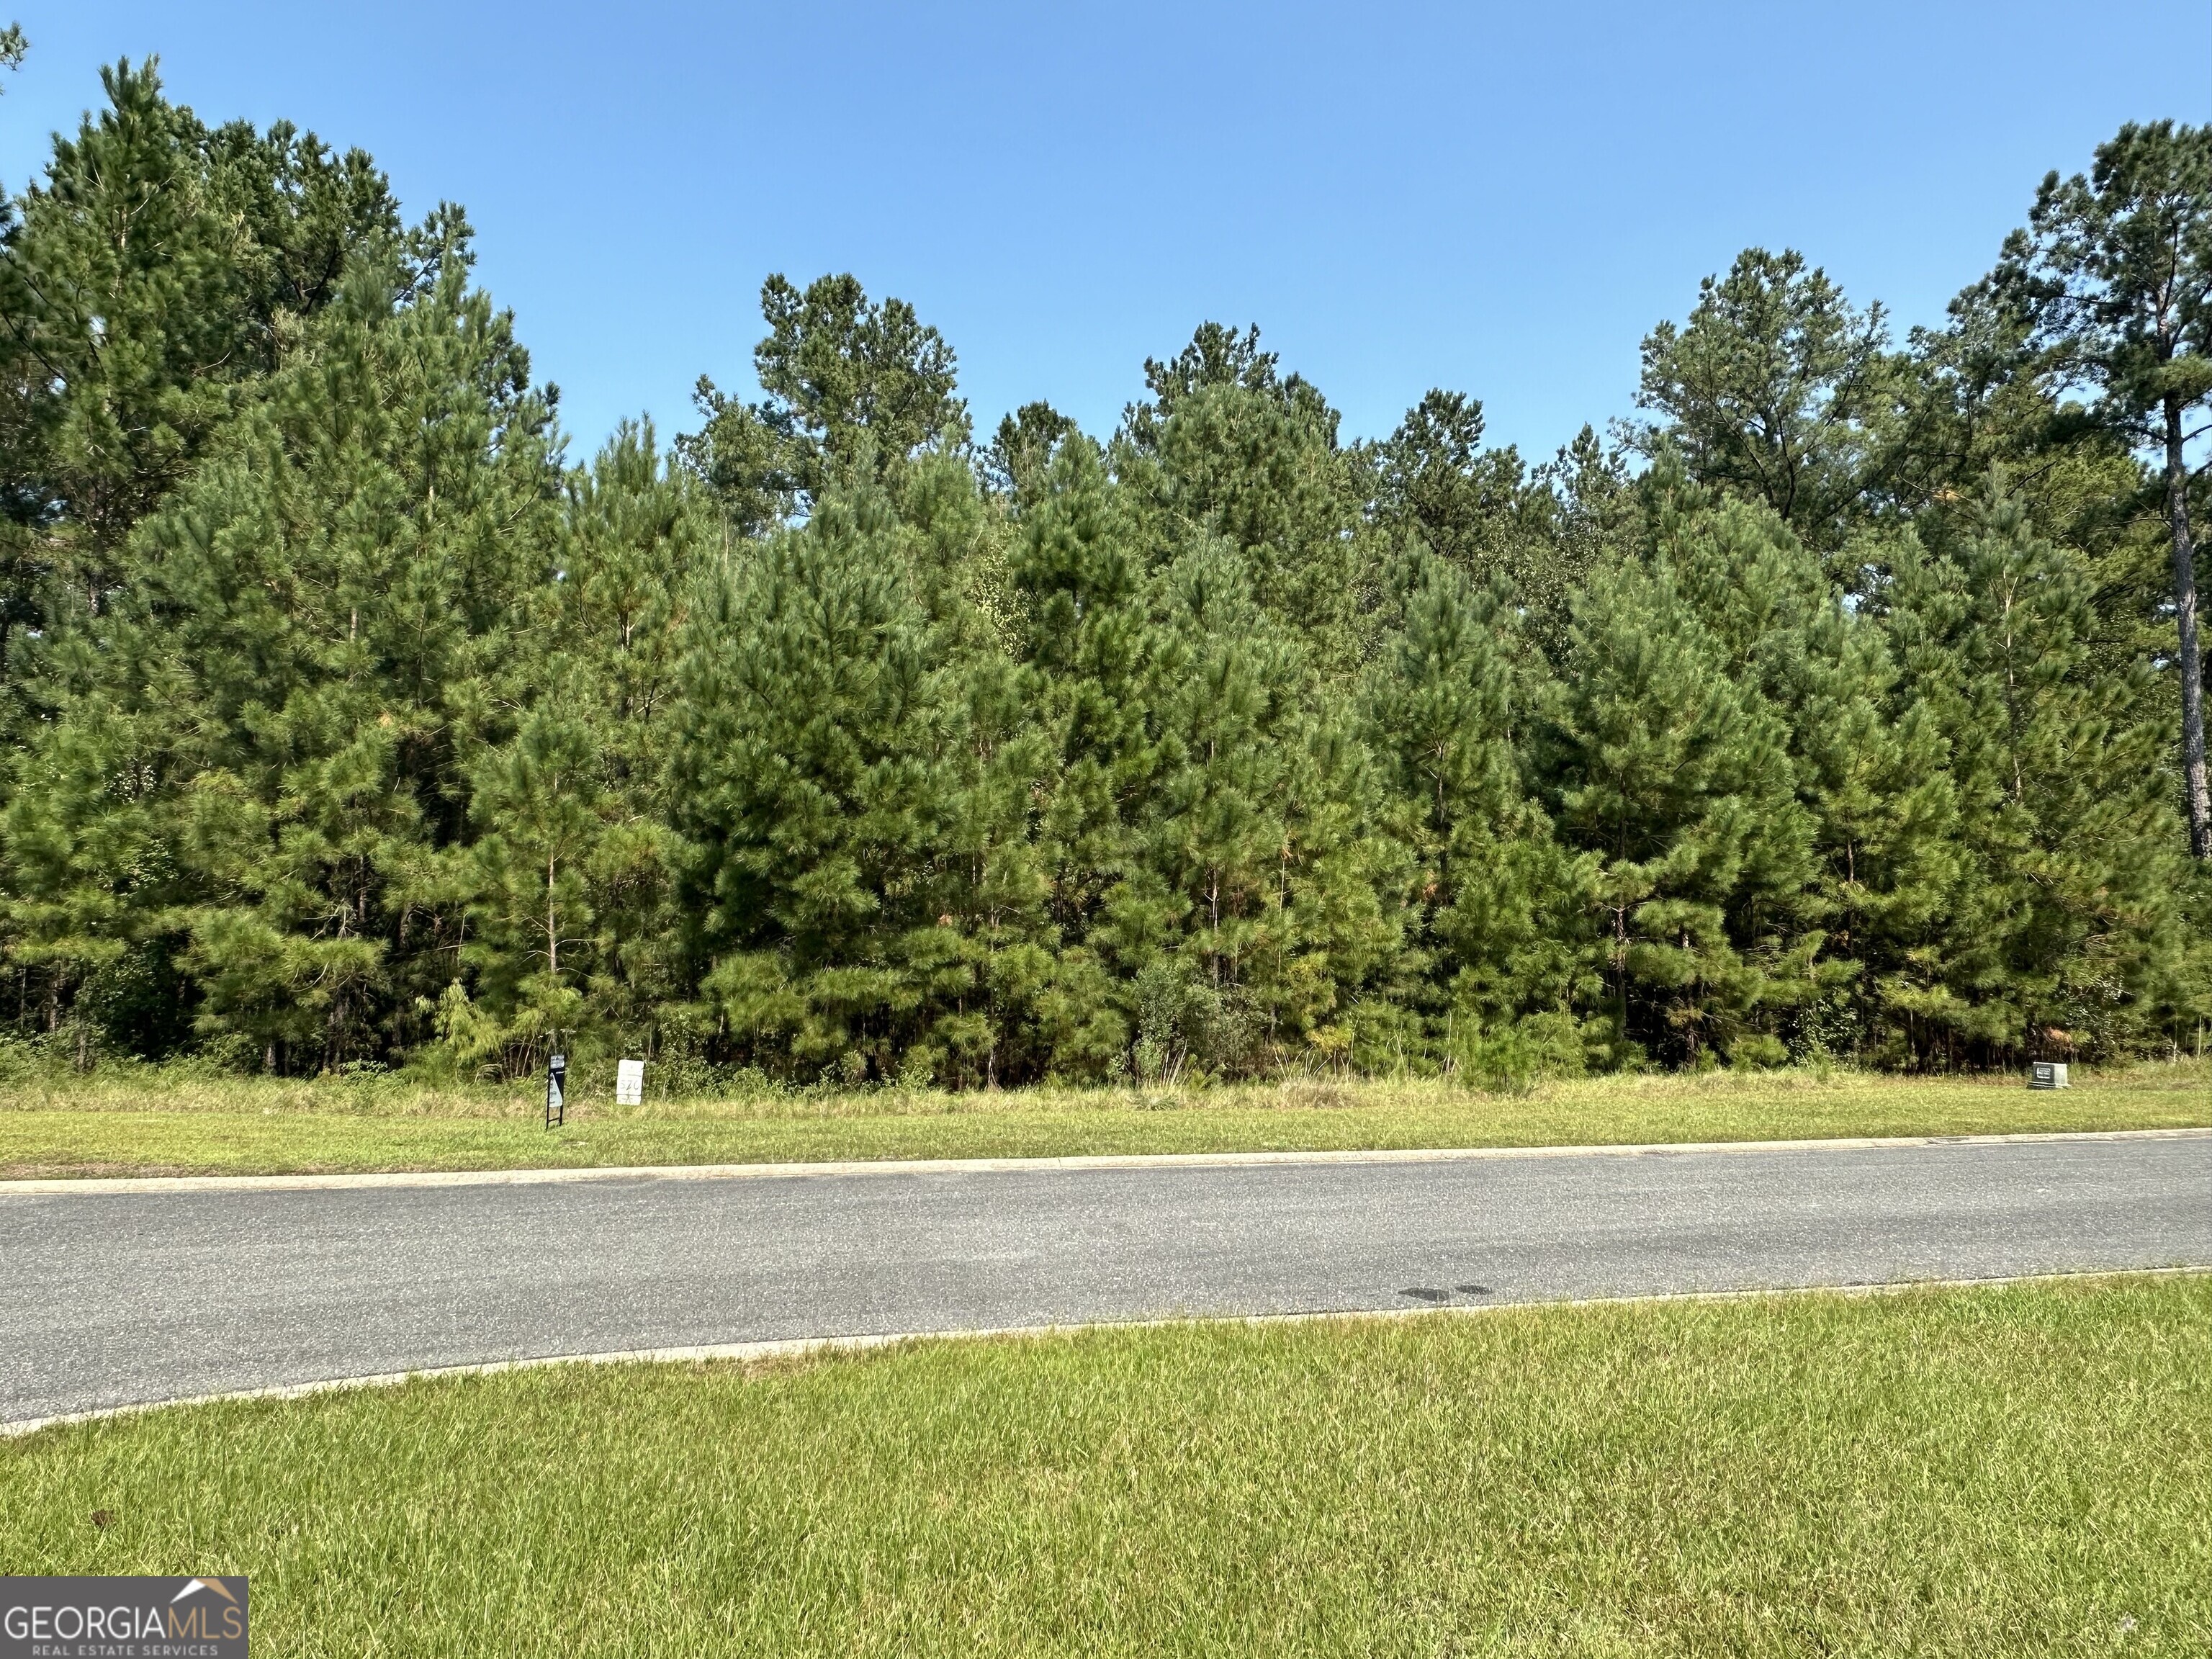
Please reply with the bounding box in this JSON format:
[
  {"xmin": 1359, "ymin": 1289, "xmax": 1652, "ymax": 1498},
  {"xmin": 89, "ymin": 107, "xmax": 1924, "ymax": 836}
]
[{"xmin": 2029, "ymin": 1061, "xmax": 2070, "ymax": 1089}]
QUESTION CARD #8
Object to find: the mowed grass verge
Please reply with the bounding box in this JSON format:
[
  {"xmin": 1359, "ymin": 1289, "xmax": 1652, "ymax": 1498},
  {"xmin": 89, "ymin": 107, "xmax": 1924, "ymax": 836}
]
[
  {"xmin": 4, "ymin": 1275, "xmax": 2208, "ymax": 1655},
  {"xmin": 1, "ymin": 1061, "xmax": 2207, "ymax": 1179}
]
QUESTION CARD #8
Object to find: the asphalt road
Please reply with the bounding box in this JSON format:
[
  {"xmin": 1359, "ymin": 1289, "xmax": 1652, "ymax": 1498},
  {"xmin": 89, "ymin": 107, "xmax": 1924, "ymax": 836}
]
[{"xmin": 5, "ymin": 1132, "xmax": 2211, "ymax": 1426}]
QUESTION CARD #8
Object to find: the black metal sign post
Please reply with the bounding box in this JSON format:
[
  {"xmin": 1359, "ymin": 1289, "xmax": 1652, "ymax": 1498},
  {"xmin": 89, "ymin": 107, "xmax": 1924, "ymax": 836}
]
[{"xmin": 545, "ymin": 1051, "xmax": 567, "ymax": 1129}]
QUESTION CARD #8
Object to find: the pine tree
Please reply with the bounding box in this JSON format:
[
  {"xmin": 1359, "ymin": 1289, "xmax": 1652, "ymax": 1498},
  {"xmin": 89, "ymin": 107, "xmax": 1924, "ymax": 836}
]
[
  {"xmin": 981, "ymin": 400, "xmax": 1078, "ymax": 505},
  {"xmin": 4, "ymin": 230, "xmax": 559, "ymax": 1070},
  {"xmin": 1652, "ymin": 467, "xmax": 1962, "ymax": 1058},
  {"xmin": 675, "ymin": 475, "xmax": 1051, "ymax": 1085},
  {"xmin": 1006, "ymin": 435, "xmax": 1156, "ymax": 1075},
  {"xmin": 680, "ymin": 273, "xmax": 969, "ymax": 534},
  {"xmin": 443, "ymin": 422, "xmax": 711, "ymax": 1075},
  {"xmin": 1365, "ymin": 554, "xmax": 1593, "ymax": 1067},
  {"xmin": 1884, "ymin": 477, "xmax": 2198, "ymax": 1062},
  {"xmin": 1367, "ymin": 390, "xmax": 1592, "ymax": 660},
  {"xmin": 1118, "ymin": 324, "xmax": 1374, "ymax": 668},
  {"xmin": 2000, "ymin": 122, "xmax": 2212, "ymax": 858},
  {"xmin": 0, "ymin": 60, "xmax": 399, "ymax": 702},
  {"xmin": 1552, "ymin": 527, "xmax": 1820, "ymax": 1066},
  {"xmin": 1111, "ymin": 541, "xmax": 1398, "ymax": 1074},
  {"xmin": 1635, "ymin": 249, "xmax": 1905, "ymax": 556}
]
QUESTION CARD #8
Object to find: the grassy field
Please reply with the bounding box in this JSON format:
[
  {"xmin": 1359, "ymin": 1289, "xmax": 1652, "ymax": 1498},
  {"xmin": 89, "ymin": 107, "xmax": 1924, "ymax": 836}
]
[
  {"xmin": 1, "ymin": 1275, "xmax": 2206, "ymax": 1654},
  {"xmin": 0, "ymin": 1060, "xmax": 2206, "ymax": 1179},
  {"xmin": 0, "ymin": 1066, "xmax": 2194, "ymax": 1185}
]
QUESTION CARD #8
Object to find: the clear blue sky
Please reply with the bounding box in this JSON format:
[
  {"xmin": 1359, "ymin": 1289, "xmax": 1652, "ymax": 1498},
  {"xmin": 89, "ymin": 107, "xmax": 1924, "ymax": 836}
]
[{"xmin": 6, "ymin": 2, "xmax": 2208, "ymax": 463}]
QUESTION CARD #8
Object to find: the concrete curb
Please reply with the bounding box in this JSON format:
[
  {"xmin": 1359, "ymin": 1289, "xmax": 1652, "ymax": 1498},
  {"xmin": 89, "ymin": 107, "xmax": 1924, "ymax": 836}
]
[
  {"xmin": 6, "ymin": 1265, "xmax": 2203, "ymax": 1439},
  {"xmin": 5, "ymin": 1125, "xmax": 2211, "ymax": 1197}
]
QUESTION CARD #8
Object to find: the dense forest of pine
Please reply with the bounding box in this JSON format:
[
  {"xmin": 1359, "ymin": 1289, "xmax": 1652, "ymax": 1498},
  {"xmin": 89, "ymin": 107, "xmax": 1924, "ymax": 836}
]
[{"xmin": 1, "ymin": 53, "xmax": 2208, "ymax": 1084}]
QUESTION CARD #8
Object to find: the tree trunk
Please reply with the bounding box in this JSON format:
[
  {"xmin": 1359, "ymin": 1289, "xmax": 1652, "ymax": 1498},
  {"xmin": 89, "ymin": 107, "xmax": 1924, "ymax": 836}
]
[{"xmin": 2165, "ymin": 396, "xmax": 2210, "ymax": 859}]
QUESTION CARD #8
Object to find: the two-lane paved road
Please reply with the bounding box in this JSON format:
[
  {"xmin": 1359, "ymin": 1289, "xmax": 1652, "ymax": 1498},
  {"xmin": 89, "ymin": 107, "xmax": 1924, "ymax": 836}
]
[{"xmin": 6, "ymin": 1131, "xmax": 2211, "ymax": 1426}]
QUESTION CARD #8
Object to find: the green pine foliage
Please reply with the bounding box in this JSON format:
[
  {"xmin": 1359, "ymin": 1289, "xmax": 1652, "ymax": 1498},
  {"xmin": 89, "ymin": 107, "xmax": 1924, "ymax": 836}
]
[
  {"xmin": 1881, "ymin": 480, "xmax": 2203, "ymax": 1060},
  {"xmin": 1364, "ymin": 554, "xmax": 1594, "ymax": 1074},
  {"xmin": 6, "ymin": 227, "xmax": 559, "ymax": 1071},
  {"xmin": 0, "ymin": 59, "xmax": 2206, "ymax": 1080},
  {"xmin": 1552, "ymin": 519, "xmax": 1820, "ymax": 1068},
  {"xmin": 446, "ymin": 421, "xmax": 711, "ymax": 1075},
  {"xmin": 0, "ymin": 60, "xmax": 400, "ymax": 708}
]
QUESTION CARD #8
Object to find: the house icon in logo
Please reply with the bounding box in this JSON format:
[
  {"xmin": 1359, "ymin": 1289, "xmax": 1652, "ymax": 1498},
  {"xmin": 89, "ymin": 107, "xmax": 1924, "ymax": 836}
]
[{"xmin": 170, "ymin": 1578, "xmax": 240, "ymax": 1606}]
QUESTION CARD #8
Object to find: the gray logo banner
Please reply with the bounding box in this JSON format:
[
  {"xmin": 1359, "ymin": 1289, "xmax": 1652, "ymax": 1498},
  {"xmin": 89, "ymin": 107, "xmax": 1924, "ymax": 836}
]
[{"xmin": 1, "ymin": 1577, "xmax": 248, "ymax": 1658}]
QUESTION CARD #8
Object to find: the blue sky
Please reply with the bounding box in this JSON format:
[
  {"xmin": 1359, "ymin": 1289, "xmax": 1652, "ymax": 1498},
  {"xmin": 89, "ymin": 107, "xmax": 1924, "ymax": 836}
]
[{"xmin": 6, "ymin": 2, "xmax": 2208, "ymax": 463}]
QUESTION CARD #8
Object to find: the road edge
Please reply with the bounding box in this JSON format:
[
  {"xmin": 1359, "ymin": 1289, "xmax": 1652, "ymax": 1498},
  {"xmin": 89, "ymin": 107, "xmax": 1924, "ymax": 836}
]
[
  {"xmin": 4, "ymin": 1123, "xmax": 2211, "ymax": 1196},
  {"xmin": 6, "ymin": 1266, "xmax": 2203, "ymax": 1439}
]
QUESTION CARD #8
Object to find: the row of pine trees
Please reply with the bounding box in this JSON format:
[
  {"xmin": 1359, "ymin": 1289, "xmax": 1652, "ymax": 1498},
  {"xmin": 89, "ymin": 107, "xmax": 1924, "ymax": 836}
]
[{"xmin": 1, "ymin": 59, "xmax": 2208, "ymax": 1084}]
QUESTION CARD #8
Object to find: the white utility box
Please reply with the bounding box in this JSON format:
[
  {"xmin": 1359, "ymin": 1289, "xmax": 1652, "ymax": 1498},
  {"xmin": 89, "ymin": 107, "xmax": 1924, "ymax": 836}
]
[{"xmin": 616, "ymin": 1057, "xmax": 646, "ymax": 1105}]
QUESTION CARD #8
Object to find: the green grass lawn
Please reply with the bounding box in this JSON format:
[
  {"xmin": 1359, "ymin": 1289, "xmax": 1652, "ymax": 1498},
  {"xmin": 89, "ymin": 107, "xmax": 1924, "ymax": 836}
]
[
  {"xmin": 3, "ymin": 1275, "xmax": 2206, "ymax": 1655},
  {"xmin": 0, "ymin": 1059, "xmax": 2206, "ymax": 1179}
]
